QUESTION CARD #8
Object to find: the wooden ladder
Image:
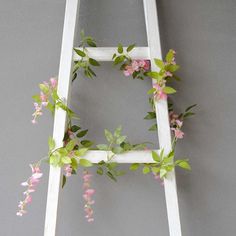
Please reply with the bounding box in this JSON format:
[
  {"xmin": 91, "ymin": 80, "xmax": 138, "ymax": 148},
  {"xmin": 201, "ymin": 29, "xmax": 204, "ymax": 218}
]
[{"xmin": 44, "ymin": 0, "xmax": 182, "ymax": 235}]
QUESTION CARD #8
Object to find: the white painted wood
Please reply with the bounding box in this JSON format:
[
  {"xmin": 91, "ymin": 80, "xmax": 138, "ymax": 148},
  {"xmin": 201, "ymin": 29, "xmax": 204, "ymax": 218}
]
[
  {"xmin": 44, "ymin": 1, "xmax": 80, "ymax": 236},
  {"xmin": 143, "ymin": 0, "xmax": 182, "ymax": 235},
  {"xmin": 73, "ymin": 47, "xmax": 150, "ymax": 61},
  {"xmin": 83, "ymin": 150, "xmax": 159, "ymax": 163}
]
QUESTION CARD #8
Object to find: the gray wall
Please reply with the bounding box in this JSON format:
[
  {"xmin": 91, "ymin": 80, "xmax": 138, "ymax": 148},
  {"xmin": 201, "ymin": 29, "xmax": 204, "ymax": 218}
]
[{"xmin": 1, "ymin": 0, "xmax": 236, "ymax": 235}]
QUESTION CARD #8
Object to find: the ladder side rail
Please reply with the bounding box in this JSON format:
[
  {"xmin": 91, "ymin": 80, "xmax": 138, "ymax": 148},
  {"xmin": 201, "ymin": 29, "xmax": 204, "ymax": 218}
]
[
  {"xmin": 44, "ymin": 0, "xmax": 80, "ymax": 235},
  {"xmin": 143, "ymin": 0, "xmax": 182, "ymax": 236}
]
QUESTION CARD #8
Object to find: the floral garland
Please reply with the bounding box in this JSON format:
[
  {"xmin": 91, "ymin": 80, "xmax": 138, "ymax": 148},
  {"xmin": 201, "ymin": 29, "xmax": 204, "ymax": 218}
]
[{"xmin": 17, "ymin": 32, "xmax": 196, "ymax": 222}]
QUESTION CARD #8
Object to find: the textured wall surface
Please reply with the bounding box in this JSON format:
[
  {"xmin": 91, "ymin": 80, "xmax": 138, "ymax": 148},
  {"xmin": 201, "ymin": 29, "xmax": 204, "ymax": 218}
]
[{"xmin": 1, "ymin": 0, "xmax": 236, "ymax": 235}]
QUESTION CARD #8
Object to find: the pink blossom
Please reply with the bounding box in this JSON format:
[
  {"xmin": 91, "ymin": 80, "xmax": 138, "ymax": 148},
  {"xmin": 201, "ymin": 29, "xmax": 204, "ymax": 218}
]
[
  {"xmin": 82, "ymin": 171, "xmax": 95, "ymax": 223},
  {"xmin": 153, "ymin": 83, "xmax": 167, "ymax": 101},
  {"xmin": 50, "ymin": 77, "xmax": 57, "ymax": 89},
  {"xmin": 165, "ymin": 71, "xmax": 173, "ymax": 77},
  {"xmin": 40, "ymin": 92, "xmax": 47, "ymax": 102},
  {"xmin": 176, "ymin": 119, "xmax": 183, "ymax": 128},
  {"xmin": 174, "ymin": 129, "xmax": 184, "ymax": 139},
  {"xmin": 123, "ymin": 65, "xmax": 134, "ymax": 76},
  {"xmin": 138, "ymin": 60, "xmax": 150, "ymax": 70},
  {"xmin": 64, "ymin": 165, "xmax": 72, "ymax": 177},
  {"xmin": 131, "ymin": 60, "xmax": 139, "ymax": 71}
]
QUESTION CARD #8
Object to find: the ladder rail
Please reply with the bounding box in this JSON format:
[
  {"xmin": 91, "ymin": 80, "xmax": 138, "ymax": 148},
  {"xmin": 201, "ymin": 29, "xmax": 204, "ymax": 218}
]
[
  {"xmin": 143, "ymin": 0, "xmax": 182, "ymax": 235},
  {"xmin": 44, "ymin": 0, "xmax": 80, "ymax": 236}
]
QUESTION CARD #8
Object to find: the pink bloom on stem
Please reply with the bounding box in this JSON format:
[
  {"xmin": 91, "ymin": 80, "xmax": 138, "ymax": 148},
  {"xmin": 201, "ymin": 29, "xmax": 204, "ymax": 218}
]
[
  {"xmin": 64, "ymin": 165, "xmax": 72, "ymax": 177},
  {"xmin": 131, "ymin": 60, "xmax": 139, "ymax": 71},
  {"xmin": 50, "ymin": 77, "xmax": 57, "ymax": 89},
  {"xmin": 165, "ymin": 71, "xmax": 173, "ymax": 77},
  {"xmin": 153, "ymin": 83, "xmax": 167, "ymax": 101},
  {"xmin": 40, "ymin": 92, "xmax": 47, "ymax": 102},
  {"xmin": 138, "ymin": 60, "xmax": 150, "ymax": 71},
  {"xmin": 176, "ymin": 119, "xmax": 183, "ymax": 128},
  {"xmin": 174, "ymin": 129, "xmax": 184, "ymax": 139},
  {"xmin": 123, "ymin": 65, "xmax": 134, "ymax": 77}
]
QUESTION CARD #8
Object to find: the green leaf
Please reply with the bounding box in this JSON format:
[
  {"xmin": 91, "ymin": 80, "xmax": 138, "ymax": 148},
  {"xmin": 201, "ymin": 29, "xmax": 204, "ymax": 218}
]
[
  {"xmin": 112, "ymin": 53, "xmax": 117, "ymax": 60},
  {"xmin": 126, "ymin": 44, "xmax": 135, "ymax": 52},
  {"xmin": 114, "ymin": 55, "xmax": 125, "ymax": 65},
  {"xmin": 144, "ymin": 112, "xmax": 156, "ymax": 120},
  {"xmin": 116, "ymin": 135, "xmax": 126, "ymax": 145},
  {"xmin": 154, "ymin": 59, "xmax": 164, "ymax": 69},
  {"xmin": 165, "ymin": 50, "xmax": 174, "ymax": 63},
  {"xmin": 106, "ymin": 171, "xmax": 117, "ymax": 182},
  {"xmin": 71, "ymin": 158, "xmax": 78, "ymax": 170},
  {"xmin": 185, "ymin": 104, "xmax": 197, "ymax": 112},
  {"xmin": 143, "ymin": 166, "xmax": 150, "ymax": 174},
  {"xmin": 163, "ymin": 86, "xmax": 176, "ymax": 94},
  {"xmin": 70, "ymin": 125, "xmax": 80, "ymax": 132},
  {"xmin": 48, "ymin": 136, "xmax": 55, "ymax": 151},
  {"xmin": 39, "ymin": 83, "xmax": 49, "ymax": 94},
  {"xmin": 176, "ymin": 160, "xmax": 191, "ymax": 170},
  {"xmin": 89, "ymin": 58, "xmax": 100, "ymax": 66},
  {"xmin": 66, "ymin": 140, "xmax": 75, "ymax": 152},
  {"xmin": 152, "ymin": 151, "xmax": 160, "ymax": 162},
  {"xmin": 184, "ymin": 112, "xmax": 195, "ymax": 118},
  {"xmin": 51, "ymin": 90, "xmax": 59, "ymax": 101},
  {"xmin": 104, "ymin": 129, "xmax": 113, "ymax": 142},
  {"xmin": 146, "ymin": 71, "xmax": 160, "ymax": 80},
  {"xmin": 166, "ymin": 64, "xmax": 180, "ymax": 72},
  {"xmin": 79, "ymin": 158, "xmax": 92, "ymax": 167},
  {"xmin": 75, "ymin": 148, "xmax": 88, "ymax": 156},
  {"xmin": 97, "ymin": 144, "xmax": 109, "ymax": 151},
  {"xmin": 160, "ymin": 168, "xmax": 167, "ymax": 178},
  {"xmin": 97, "ymin": 167, "xmax": 103, "ymax": 175},
  {"xmin": 74, "ymin": 48, "xmax": 86, "ymax": 57},
  {"xmin": 76, "ymin": 129, "xmax": 88, "ymax": 138},
  {"xmin": 62, "ymin": 175, "xmax": 66, "ymax": 188},
  {"xmin": 152, "ymin": 167, "xmax": 160, "ymax": 174},
  {"xmin": 149, "ymin": 124, "xmax": 157, "ymax": 131},
  {"xmin": 61, "ymin": 156, "xmax": 71, "ymax": 164},
  {"xmin": 81, "ymin": 140, "xmax": 93, "ymax": 148},
  {"xmin": 129, "ymin": 163, "xmax": 140, "ymax": 171},
  {"xmin": 147, "ymin": 88, "xmax": 156, "ymax": 95},
  {"xmin": 32, "ymin": 94, "xmax": 41, "ymax": 103},
  {"xmin": 114, "ymin": 125, "xmax": 122, "ymax": 138},
  {"xmin": 112, "ymin": 146, "xmax": 124, "ymax": 154},
  {"xmin": 118, "ymin": 43, "xmax": 123, "ymax": 53},
  {"xmin": 87, "ymin": 39, "xmax": 96, "ymax": 47}
]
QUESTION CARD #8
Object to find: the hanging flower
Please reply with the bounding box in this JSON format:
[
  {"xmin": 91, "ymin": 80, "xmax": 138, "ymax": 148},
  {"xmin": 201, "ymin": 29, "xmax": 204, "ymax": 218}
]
[
  {"xmin": 17, "ymin": 164, "xmax": 43, "ymax": 216},
  {"xmin": 169, "ymin": 111, "xmax": 184, "ymax": 139},
  {"xmin": 82, "ymin": 171, "xmax": 95, "ymax": 223},
  {"xmin": 153, "ymin": 83, "xmax": 167, "ymax": 101}
]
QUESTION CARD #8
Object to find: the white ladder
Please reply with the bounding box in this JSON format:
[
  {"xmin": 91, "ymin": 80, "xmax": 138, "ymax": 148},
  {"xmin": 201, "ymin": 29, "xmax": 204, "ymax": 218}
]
[{"xmin": 44, "ymin": 0, "xmax": 182, "ymax": 235}]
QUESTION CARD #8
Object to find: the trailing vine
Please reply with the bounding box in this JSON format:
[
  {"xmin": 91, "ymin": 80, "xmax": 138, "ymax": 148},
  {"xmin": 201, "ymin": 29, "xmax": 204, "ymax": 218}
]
[{"xmin": 17, "ymin": 32, "xmax": 196, "ymax": 222}]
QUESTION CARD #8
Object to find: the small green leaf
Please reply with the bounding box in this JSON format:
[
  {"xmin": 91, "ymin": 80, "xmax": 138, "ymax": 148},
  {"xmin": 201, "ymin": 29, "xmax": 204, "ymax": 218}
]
[
  {"xmin": 147, "ymin": 88, "xmax": 156, "ymax": 95},
  {"xmin": 39, "ymin": 83, "xmax": 49, "ymax": 94},
  {"xmin": 74, "ymin": 48, "xmax": 86, "ymax": 57},
  {"xmin": 144, "ymin": 112, "xmax": 156, "ymax": 120},
  {"xmin": 116, "ymin": 135, "xmax": 126, "ymax": 145},
  {"xmin": 81, "ymin": 140, "xmax": 93, "ymax": 148},
  {"xmin": 66, "ymin": 140, "xmax": 75, "ymax": 152},
  {"xmin": 112, "ymin": 146, "xmax": 124, "ymax": 154},
  {"xmin": 97, "ymin": 144, "xmax": 109, "ymax": 151},
  {"xmin": 61, "ymin": 156, "xmax": 72, "ymax": 164},
  {"xmin": 176, "ymin": 160, "xmax": 191, "ymax": 170},
  {"xmin": 89, "ymin": 58, "xmax": 100, "ymax": 66},
  {"xmin": 71, "ymin": 158, "xmax": 78, "ymax": 170},
  {"xmin": 97, "ymin": 167, "xmax": 103, "ymax": 175},
  {"xmin": 152, "ymin": 167, "xmax": 160, "ymax": 174},
  {"xmin": 112, "ymin": 53, "xmax": 117, "ymax": 60},
  {"xmin": 106, "ymin": 171, "xmax": 117, "ymax": 182},
  {"xmin": 152, "ymin": 151, "xmax": 160, "ymax": 162},
  {"xmin": 183, "ymin": 112, "xmax": 195, "ymax": 118},
  {"xmin": 146, "ymin": 71, "xmax": 161, "ymax": 80},
  {"xmin": 130, "ymin": 163, "xmax": 140, "ymax": 171},
  {"xmin": 154, "ymin": 59, "xmax": 164, "ymax": 69},
  {"xmin": 163, "ymin": 86, "xmax": 176, "ymax": 94},
  {"xmin": 79, "ymin": 158, "xmax": 92, "ymax": 167},
  {"xmin": 126, "ymin": 44, "xmax": 135, "ymax": 52},
  {"xmin": 165, "ymin": 49, "xmax": 174, "ymax": 63},
  {"xmin": 104, "ymin": 129, "xmax": 113, "ymax": 142},
  {"xmin": 87, "ymin": 39, "xmax": 96, "ymax": 47},
  {"xmin": 75, "ymin": 148, "xmax": 88, "ymax": 156},
  {"xmin": 143, "ymin": 166, "xmax": 150, "ymax": 174},
  {"xmin": 160, "ymin": 168, "xmax": 167, "ymax": 178},
  {"xmin": 149, "ymin": 124, "xmax": 157, "ymax": 131},
  {"xmin": 114, "ymin": 125, "xmax": 122, "ymax": 138},
  {"xmin": 114, "ymin": 55, "xmax": 125, "ymax": 65},
  {"xmin": 32, "ymin": 95, "xmax": 41, "ymax": 103},
  {"xmin": 185, "ymin": 104, "xmax": 197, "ymax": 112},
  {"xmin": 76, "ymin": 129, "xmax": 88, "ymax": 138},
  {"xmin": 48, "ymin": 136, "xmax": 55, "ymax": 151},
  {"xmin": 62, "ymin": 175, "xmax": 66, "ymax": 188},
  {"xmin": 118, "ymin": 43, "xmax": 123, "ymax": 53},
  {"xmin": 70, "ymin": 125, "xmax": 80, "ymax": 132}
]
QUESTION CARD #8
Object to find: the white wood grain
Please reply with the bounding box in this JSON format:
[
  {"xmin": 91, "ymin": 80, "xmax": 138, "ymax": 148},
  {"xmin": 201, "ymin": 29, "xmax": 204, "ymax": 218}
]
[
  {"xmin": 44, "ymin": 1, "xmax": 80, "ymax": 236},
  {"xmin": 73, "ymin": 47, "xmax": 150, "ymax": 61},
  {"xmin": 143, "ymin": 0, "xmax": 182, "ymax": 235}
]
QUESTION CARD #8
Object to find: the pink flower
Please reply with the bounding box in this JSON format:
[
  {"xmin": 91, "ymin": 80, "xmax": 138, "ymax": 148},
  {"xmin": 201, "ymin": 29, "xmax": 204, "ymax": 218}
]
[
  {"xmin": 174, "ymin": 129, "xmax": 184, "ymax": 139},
  {"xmin": 138, "ymin": 60, "xmax": 150, "ymax": 71},
  {"xmin": 176, "ymin": 119, "xmax": 183, "ymax": 128},
  {"xmin": 64, "ymin": 165, "xmax": 72, "ymax": 177},
  {"xmin": 123, "ymin": 65, "xmax": 134, "ymax": 76},
  {"xmin": 40, "ymin": 92, "xmax": 47, "ymax": 102},
  {"xmin": 131, "ymin": 60, "xmax": 139, "ymax": 71},
  {"xmin": 85, "ymin": 189, "xmax": 95, "ymax": 196},
  {"xmin": 165, "ymin": 71, "xmax": 173, "ymax": 77},
  {"xmin": 153, "ymin": 83, "xmax": 167, "ymax": 101},
  {"xmin": 50, "ymin": 77, "xmax": 57, "ymax": 89}
]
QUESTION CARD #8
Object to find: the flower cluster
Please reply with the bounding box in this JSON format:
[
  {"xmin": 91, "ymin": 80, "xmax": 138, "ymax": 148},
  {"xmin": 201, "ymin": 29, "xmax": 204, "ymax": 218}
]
[
  {"xmin": 82, "ymin": 171, "xmax": 95, "ymax": 223},
  {"xmin": 153, "ymin": 82, "xmax": 167, "ymax": 101},
  {"xmin": 123, "ymin": 60, "xmax": 150, "ymax": 77},
  {"xmin": 31, "ymin": 77, "xmax": 57, "ymax": 124},
  {"xmin": 17, "ymin": 164, "xmax": 43, "ymax": 216},
  {"xmin": 169, "ymin": 111, "xmax": 184, "ymax": 139}
]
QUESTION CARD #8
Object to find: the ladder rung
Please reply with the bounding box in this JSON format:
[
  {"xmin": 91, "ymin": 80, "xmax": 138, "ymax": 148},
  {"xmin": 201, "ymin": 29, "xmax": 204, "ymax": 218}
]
[
  {"xmin": 73, "ymin": 47, "xmax": 150, "ymax": 61},
  {"xmin": 83, "ymin": 150, "xmax": 158, "ymax": 163}
]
